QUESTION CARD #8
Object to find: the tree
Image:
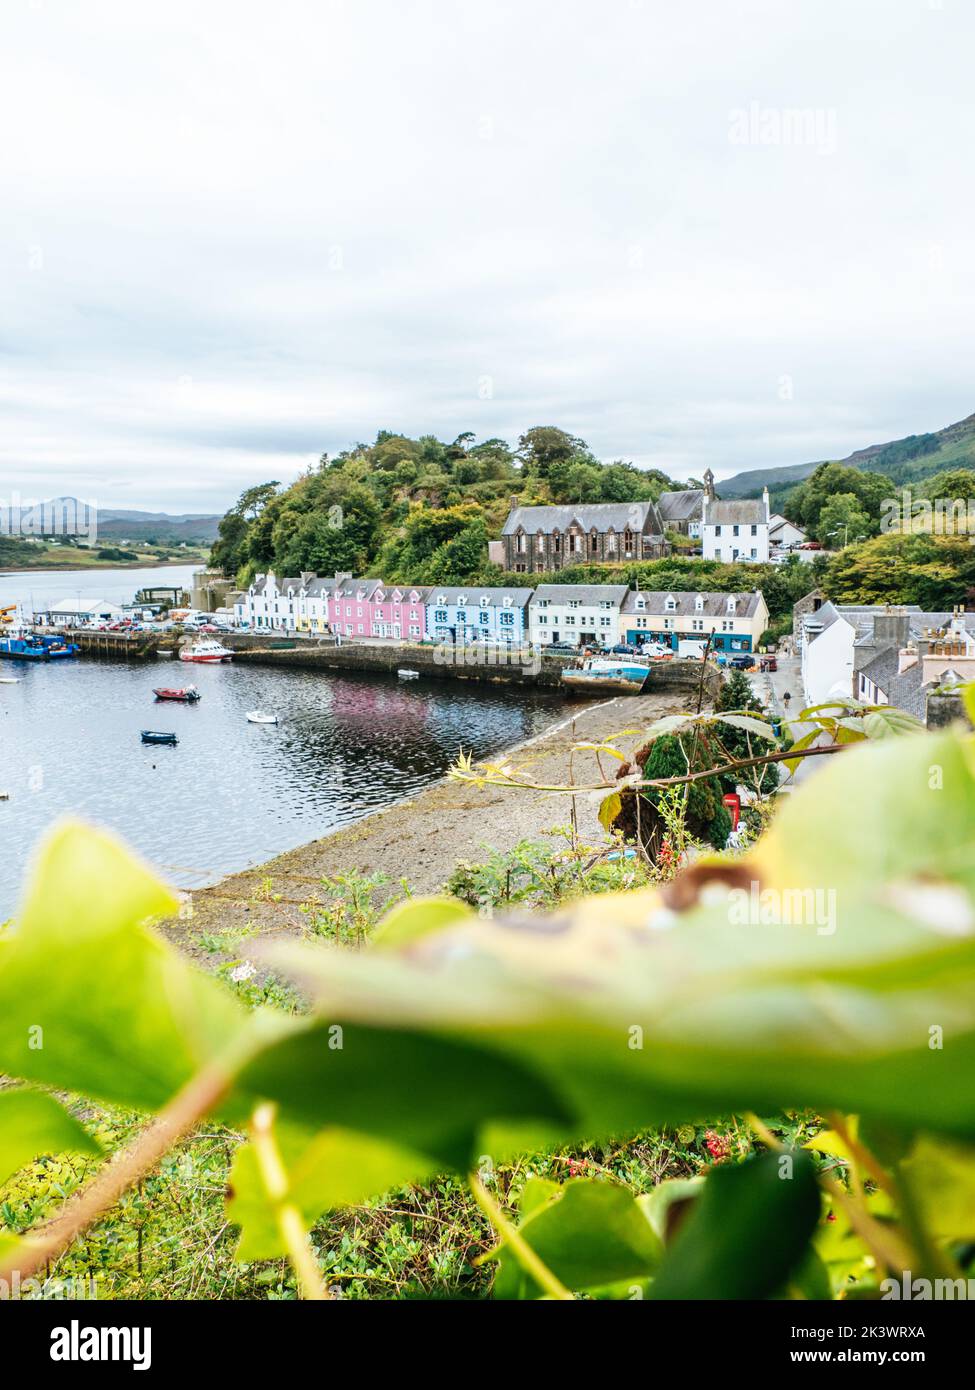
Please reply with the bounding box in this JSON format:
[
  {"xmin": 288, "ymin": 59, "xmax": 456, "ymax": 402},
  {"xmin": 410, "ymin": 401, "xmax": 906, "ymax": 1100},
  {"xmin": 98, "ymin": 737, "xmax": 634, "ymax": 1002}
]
[
  {"xmin": 639, "ymin": 733, "xmax": 732, "ymax": 853},
  {"xmin": 816, "ymin": 492, "xmax": 871, "ymax": 547},
  {"xmin": 517, "ymin": 426, "xmax": 585, "ymax": 477}
]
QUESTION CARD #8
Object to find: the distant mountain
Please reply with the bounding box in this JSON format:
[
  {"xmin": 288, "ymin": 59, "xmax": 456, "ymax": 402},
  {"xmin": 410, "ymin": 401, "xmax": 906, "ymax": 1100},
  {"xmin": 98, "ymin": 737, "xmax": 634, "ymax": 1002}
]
[
  {"xmin": 96, "ymin": 510, "xmax": 221, "ymax": 543},
  {"xmin": 0, "ymin": 499, "xmax": 220, "ymax": 545},
  {"xmin": 718, "ymin": 410, "xmax": 975, "ymax": 499}
]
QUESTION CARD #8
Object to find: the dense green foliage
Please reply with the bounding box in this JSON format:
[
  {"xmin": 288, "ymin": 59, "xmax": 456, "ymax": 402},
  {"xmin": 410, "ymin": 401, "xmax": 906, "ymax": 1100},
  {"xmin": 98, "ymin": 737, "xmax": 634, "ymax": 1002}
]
[
  {"xmin": 210, "ymin": 426, "xmax": 684, "ymax": 586},
  {"xmin": 823, "ymin": 529, "xmax": 975, "ymax": 608}
]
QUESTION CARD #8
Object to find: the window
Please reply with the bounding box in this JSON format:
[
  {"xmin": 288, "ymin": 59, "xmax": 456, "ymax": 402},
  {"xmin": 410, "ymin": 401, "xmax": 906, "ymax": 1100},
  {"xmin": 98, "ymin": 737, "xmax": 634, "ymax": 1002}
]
[
  {"xmin": 409, "ymin": 624, "xmax": 420, "ymax": 637},
  {"xmin": 480, "ymin": 611, "xmax": 490, "ymax": 625},
  {"xmin": 750, "ymin": 549, "xmax": 757, "ymax": 559},
  {"xmin": 751, "ymin": 525, "xmax": 757, "ymax": 536},
  {"xmin": 499, "ymin": 611, "xmax": 514, "ymax": 626},
  {"xmin": 600, "ymin": 616, "xmax": 611, "ymax": 627},
  {"xmin": 665, "ymin": 596, "xmax": 676, "ymax": 611},
  {"xmin": 457, "ymin": 595, "xmax": 467, "ymax": 606},
  {"xmin": 517, "ymin": 533, "xmax": 526, "ymax": 553},
  {"xmin": 480, "ymin": 595, "xmax": 489, "ymax": 607},
  {"xmin": 714, "ymin": 525, "xmax": 722, "ymax": 536},
  {"xmin": 695, "ymin": 595, "xmax": 704, "ymax": 612},
  {"xmin": 565, "ymin": 615, "xmax": 576, "ymax": 626},
  {"xmin": 568, "ymin": 599, "xmax": 581, "ymax": 609},
  {"xmin": 537, "ymin": 614, "xmax": 548, "ymax": 625},
  {"xmin": 733, "ymin": 525, "xmax": 739, "ymax": 537},
  {"xmin": 357, "ymin": 623, "xmax": 364, "ymax": 634},
  {"xmin": 536, "ymin": 533, "xmax": 545, "ymax": 553},
  {"xmin": 606, "ymin": 531, "xmax": 617, "ymax": 553},
  {"xmin": 503, "ymin": 596, "xmax": 512, "ymax": 607},
  {"xmin": 434, "ymin": 608, "xmax": 448, "ymax": 624}
]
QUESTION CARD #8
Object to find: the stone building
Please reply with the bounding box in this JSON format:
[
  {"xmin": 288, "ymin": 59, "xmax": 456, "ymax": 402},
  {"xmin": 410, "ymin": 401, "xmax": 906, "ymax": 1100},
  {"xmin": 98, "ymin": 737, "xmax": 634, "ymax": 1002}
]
[{"xmin": 500, "ymin": 500, "xmax": 668, "ymax": 574}]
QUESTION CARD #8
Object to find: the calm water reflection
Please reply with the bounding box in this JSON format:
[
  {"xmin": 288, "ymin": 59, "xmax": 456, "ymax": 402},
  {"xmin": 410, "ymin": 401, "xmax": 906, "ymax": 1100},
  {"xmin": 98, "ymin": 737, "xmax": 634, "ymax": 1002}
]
[{"xmin": 0, "ymin": 653, "xmax": 566, "ymax": 918}]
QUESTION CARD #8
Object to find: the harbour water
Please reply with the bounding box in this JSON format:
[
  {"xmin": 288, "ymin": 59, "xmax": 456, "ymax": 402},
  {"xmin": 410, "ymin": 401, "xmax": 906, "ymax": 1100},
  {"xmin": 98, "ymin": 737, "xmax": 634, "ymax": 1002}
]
[{"xmin": 0, "ymin": 567, "xmax": 566, "ymax": 919}]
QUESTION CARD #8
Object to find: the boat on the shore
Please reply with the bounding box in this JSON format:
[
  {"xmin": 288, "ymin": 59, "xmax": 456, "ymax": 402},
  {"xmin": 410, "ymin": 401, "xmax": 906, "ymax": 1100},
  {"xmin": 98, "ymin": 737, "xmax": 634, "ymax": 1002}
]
[
  {"xmin": 141, "ymin": 729, "xmax": 179, "ymax": 745},
  {"xmin": 246, "ymin": 710, "xmax": 279, "ymax": 724},
  {"xmin": 397, "ymin": 668, "xmax": 419, "ymax": 680},
  {"xmin": 561, "ymin": 657, "xmax": 650, "ymax": 696},
  {"xmin": 153, "ymin": 685, "xmax": 201, "ymax": 701},
  {"xmin": 179, "ymin": 637, "xmax": 233, "ymax": 663}
]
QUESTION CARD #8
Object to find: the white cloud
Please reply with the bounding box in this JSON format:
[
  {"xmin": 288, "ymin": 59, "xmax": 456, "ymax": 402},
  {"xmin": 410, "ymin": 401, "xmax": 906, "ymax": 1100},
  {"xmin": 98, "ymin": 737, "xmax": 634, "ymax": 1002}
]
[{"xmin": 1, "ymin": 0, "xmax": 973, "ymax": 510}]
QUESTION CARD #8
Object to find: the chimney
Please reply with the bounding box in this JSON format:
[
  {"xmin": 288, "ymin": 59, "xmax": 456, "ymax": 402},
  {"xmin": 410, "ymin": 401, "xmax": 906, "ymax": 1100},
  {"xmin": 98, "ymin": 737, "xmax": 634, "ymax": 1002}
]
[
  {"xmin": 872, "ymin": 607, "xmax": 910, "ymax": 650},
  {"xmin": 762, "ymin": 485, "xmax": 770, "ymax": 519},
  {"xmin": 510, "ymin": 495, "xmax": 520, "ymax": 511}
]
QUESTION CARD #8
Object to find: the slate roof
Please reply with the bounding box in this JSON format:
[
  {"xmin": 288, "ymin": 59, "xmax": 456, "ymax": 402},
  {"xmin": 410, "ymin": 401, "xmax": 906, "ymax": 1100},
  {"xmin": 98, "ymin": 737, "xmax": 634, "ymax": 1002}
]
[
  {"xmin": 621, "ymin": 589, "xmax": 764, "ymax": 618},
  {"xmin": 657, "ymin": 490, "xmax": 704, "ymax": 524},
  {"xmin": 332, "ymin": 579, "xmax": 384, "ymax": 602},
  {"xmin": 426, "ymin": 587, "xmax": 533, "ymax": 607},
  {"xmin": 502, "ymin": 501, "xmax": 664, "ymax": 536},
  {"xmin": 704, "ymin": 499, "xmax": 768, "ymax": 526},
  {"xmin": 531, "ymin": 584, "xmax": 630, "ymax": 607}
]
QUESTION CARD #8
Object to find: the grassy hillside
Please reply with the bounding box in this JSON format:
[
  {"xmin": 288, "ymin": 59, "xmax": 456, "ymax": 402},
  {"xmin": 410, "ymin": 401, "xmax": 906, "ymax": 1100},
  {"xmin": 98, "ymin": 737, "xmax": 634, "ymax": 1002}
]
[{"xmin": 719, "ymin": 409, "xmax": 975, "ymax": 499}]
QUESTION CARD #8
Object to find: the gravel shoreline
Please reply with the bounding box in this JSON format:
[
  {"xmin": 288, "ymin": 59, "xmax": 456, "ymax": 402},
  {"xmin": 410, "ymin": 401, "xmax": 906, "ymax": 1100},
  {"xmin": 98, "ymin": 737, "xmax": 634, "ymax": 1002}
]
[{"xmin": 166, "ymin": 687, "xmax": 689, "ymax": 949}]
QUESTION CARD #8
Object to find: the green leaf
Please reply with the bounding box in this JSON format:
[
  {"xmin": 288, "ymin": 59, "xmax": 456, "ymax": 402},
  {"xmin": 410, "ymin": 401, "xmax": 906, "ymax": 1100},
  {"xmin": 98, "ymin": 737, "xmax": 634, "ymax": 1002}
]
[
  {"xmin": 371, "ymin": 896, "xmax": 472, "ymax": 948},
  {"xmin": 490, "ymin": 1178, "xmax": 662, "ymax": 1299},
  {"xmin": 0, "ymin": 821, "xmax": 249, "ymax": 1111},
  {"xmin": 235, "ymin": 1020, "xmax": 572, "ymax": 1170},
  {"xmin": 648, "ymin": 1152, "xmax": 821, "ymax": 1299},
  {"xmin": 900, "ymin": 1135, "xmax": 975, "ymax": 1240},
  {"xmin": 715, "ymin": 713, "xmax": 776, "ymax": 740},
  {"xmin": 228, "ymin": 1124, "xmax": 431, "ymax": 1260},
  {"xmin": 0, "ymin": 1090, "xmax": 100, "ymax": 1185}
]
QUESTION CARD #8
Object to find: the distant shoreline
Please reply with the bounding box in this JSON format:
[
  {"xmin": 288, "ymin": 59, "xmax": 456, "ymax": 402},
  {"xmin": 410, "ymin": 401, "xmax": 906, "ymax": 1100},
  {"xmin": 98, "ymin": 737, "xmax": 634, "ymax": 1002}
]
[{"xmin": 0, "ymin": 559, "xmax": 204, "ymax": 574}]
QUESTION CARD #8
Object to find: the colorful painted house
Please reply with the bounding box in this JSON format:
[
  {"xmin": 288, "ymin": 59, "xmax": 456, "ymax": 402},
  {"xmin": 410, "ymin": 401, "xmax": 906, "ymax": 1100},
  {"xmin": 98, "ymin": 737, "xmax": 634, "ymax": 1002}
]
[
  {"xmin": 328, "ymin": 579, "xmax": 428, "ymax": 639},
  {"xmin": 371, "ymin": 584, "xmax": 429, "ymax": 640},
  {"xmin": 426, "ymin": 587, "xmax": 533, "ymax": 644},
  {"xmin": 620, "ymin": 589, "xmax": 770, "ymax": 653}
]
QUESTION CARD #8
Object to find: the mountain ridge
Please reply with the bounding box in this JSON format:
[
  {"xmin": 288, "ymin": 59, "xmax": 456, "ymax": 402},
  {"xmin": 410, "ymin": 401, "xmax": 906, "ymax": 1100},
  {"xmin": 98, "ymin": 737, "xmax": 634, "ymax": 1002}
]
[{"xmin": 718, "ymin": 410, "xmax": 975, "ymax": 499}]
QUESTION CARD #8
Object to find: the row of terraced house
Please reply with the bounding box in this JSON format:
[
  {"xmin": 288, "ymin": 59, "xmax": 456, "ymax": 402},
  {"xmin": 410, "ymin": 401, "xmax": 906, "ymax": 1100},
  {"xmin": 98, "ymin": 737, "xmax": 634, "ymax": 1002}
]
[{"xmin": 235, "ymin": 572, "xmax": 770, "ymax": 654}]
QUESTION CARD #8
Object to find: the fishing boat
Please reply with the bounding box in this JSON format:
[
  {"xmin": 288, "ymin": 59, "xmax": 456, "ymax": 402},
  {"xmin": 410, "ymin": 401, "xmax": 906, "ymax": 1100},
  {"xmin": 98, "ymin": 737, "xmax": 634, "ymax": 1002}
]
[
  {"xmin": 153, "ymin": 685, "xmax": 201, "ymax": 702},
  {"xmin": 246, "ymin": 710, "xmax": 279, "ymax": 724},
  {"xmin": 397, "ymin": 668, "xmax": 420, "ymax": 680},
  {"xmin": 0, "ymin": 634, "xmax": 80, "ymax": 661},
  {"xmin": 141, "ymin": 730, "xmax": 179, "ymax": 745},
  {"xmin": 179, "ymin": 637, "xmax": 233, "ymax": 663},
  {"xmin": 561, "ymin": 657, "xmax": 650, "ymax": 697}
]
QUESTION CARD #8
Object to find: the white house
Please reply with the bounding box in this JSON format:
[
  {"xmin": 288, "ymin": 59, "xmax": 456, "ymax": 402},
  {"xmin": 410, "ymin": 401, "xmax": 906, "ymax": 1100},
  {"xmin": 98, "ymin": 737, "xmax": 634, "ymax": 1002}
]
[
  {"xmin": 44, "ymin": 598, "xmax": 125, "ymax": 626},
  {"xmin": 702, "ymin": 486, "xmax": 771, "ymax": 564},
  {"xmin": 527, "ymin": 584, "xmax": 629, "ymax": 648},
  {"xmin": 768, "ymin": 513, "xmax": 807, "ymax": 552}
]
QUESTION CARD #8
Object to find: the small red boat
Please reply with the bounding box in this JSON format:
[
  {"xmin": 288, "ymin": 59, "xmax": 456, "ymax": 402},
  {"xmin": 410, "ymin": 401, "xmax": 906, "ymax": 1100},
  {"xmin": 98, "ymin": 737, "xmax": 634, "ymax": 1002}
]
[{"xmin": 153, "ymin": 685, "xmax": 201, "ymax": 702}]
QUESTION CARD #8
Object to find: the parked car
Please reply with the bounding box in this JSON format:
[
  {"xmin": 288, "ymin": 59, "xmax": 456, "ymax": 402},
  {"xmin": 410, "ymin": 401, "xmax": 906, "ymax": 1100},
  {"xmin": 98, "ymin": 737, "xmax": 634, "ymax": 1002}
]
[
  {"xmin": 759, "ymin": 656, "xmax": 778, "ymax": 672},
  {"xmin": 729, "ymin": 654, "xmax": 756, "ymax": 670}
]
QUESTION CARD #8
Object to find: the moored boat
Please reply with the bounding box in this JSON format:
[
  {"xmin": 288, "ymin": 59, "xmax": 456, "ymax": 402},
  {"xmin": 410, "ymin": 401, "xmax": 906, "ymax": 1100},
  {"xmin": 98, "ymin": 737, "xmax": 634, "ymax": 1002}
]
[
  {"xmin": 561, "ymin": 657, "xmax": 650, "ymax": 696},
  {"xmin": 0, "ymin": 635, "xmax": 80, "ymax": 661},
  {"xmin": 141, "ymin": 730, "xmax": 179, "ymax": 745},
  {"xmin": 179, "ymin": 638, "xmax": 233, "ymax": 663},
  {"xmin": 153, "ymin": 685, "xmax": 201, "ymax": 701},
  {"xmin": 397, "ymin": 668, "xmax": 419, "ymax": 680},
  {"xmin": 246, "ymin": 710, "xmax": 279, "ymax": 724}
]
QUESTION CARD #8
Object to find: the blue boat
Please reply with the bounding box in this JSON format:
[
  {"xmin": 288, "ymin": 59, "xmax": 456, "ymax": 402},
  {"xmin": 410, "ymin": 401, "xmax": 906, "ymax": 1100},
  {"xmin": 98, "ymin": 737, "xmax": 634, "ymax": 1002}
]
[
  {"xmin": 141, "ymin": 730, "xmax": 179, "ymax": 745},
  {"xmin": 0, "ymin": 635, "xmax": 80, "ymax": 661},
  {"xmin": 561, "ymin": 657, "xmax": 650, "ymax": 696}
]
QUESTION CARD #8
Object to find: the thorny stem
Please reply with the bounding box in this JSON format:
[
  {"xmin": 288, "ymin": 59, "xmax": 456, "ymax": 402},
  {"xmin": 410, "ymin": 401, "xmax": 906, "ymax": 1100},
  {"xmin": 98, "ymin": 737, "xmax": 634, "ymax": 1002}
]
[
  {"xmin": 250, "ymin": 1102, "xmax": 328, "ymax": 1301},
  {"xmin": 469, "ymin": 1172, "xmax": 574, "ymax": 1301}
]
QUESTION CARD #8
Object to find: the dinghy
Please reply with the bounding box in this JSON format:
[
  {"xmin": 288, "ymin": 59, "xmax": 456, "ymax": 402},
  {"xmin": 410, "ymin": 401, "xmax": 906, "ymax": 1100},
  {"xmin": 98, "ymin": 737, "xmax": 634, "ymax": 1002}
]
[
  {"xmin": 153, "ymin": 685, "xmax": 201, "ymax": 702},
  {"xmin": 397, "ymin": 668, "xmax": 420, "ymax": 680},
  {"xmin": 141, "ymin": 730, "xmax": 179, "ymax": 745},
  {"xmin": 246, "ymin": 710, "xmax": 279, "ymax": 724}
]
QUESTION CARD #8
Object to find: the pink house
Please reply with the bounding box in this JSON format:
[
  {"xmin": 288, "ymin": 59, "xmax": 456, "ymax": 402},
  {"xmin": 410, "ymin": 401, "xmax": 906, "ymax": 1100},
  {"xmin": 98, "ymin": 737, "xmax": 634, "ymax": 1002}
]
[{"xmin": 328, "ymin": 579, "xmax": 428, "ymax": 640}]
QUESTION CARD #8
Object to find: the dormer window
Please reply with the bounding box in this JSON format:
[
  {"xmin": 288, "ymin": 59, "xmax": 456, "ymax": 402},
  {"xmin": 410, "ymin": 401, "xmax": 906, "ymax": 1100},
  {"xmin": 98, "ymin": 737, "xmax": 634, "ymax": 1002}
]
[
  {"xmin": 635, "ymin": 597, "xmax": 645, "ymax": 610},
  {"xmin": 480, "ymin": 595, "xmax": 490, "ymax": 607},
  {"xmin": 457, "ymin": 595, "xmax": 467, "ymax": 606},
  {"xmin": 695, "ymin": 594, "xmax": 704, "ymax": 612},
  {"xmin": 727, "ymin": 597, "xmax": 737, "ymax": 614},
  {"xmin": 502, "ymin": 596, "xmax": 512, "ymax": 608},
  {"xmin": 665, "ymin": 595, "xmax": 677, "ymax": 612},
  {"xmin": 436, "ymin": 594, "xmax": 446, "ymax": 605}
]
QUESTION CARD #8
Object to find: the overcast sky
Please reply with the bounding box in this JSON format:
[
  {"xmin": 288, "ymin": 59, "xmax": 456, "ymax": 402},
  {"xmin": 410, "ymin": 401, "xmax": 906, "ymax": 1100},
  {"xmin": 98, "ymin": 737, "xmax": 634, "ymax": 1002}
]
[{"xmin": 2, "ymin": 0, "xmax": 974, "ymax": 513}]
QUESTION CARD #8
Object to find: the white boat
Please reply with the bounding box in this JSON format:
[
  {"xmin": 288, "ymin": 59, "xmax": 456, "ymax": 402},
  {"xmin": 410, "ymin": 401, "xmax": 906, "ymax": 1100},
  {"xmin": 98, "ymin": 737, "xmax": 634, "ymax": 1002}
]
[
  {"xmin": 179, "ymin": 637, "xmax": 233, "ymax": 663},
  {"xmin": 246, "ymin": 710, "xmax": 279, "ymax": 724},
  {"xmin": 0, "ymin": 677, "xmax": 21, "ymax": 684},
  {"xmin": 397, "ymin": 668, "xmax": 420, "ymax": 680}
]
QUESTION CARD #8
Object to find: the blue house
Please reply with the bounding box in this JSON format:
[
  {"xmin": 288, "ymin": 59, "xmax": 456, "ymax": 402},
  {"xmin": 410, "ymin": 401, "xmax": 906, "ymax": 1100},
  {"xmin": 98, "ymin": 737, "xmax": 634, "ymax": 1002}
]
[{"xmin": 425, "ymin": 586, "xmax": 533, "ymax": 644}]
